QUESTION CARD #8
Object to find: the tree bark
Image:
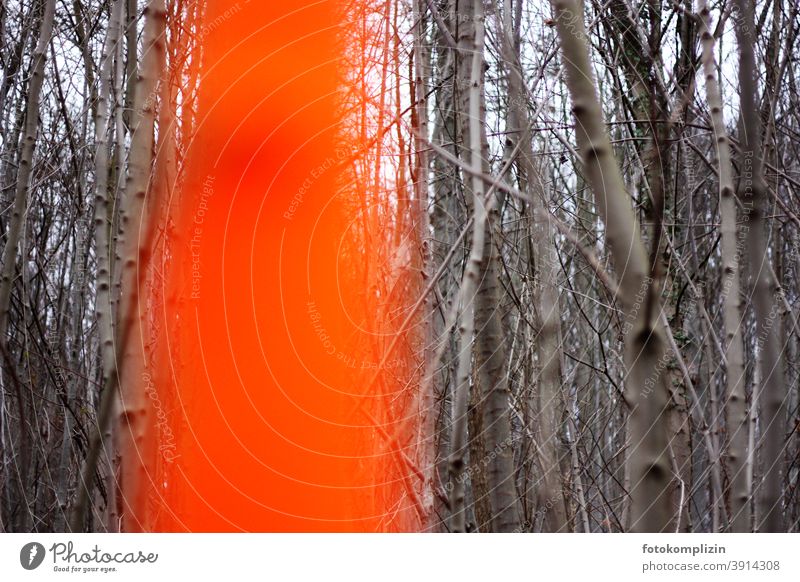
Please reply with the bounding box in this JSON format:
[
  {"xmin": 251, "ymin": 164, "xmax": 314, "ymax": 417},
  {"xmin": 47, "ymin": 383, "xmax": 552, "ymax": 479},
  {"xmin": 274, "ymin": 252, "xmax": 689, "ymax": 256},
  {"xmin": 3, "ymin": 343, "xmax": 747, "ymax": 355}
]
[
  {"xmin": 71, "ymin": 0, "xmax": 167, "ymax": 532},
  {"xmin": 698, "ymin": 0, "xmax": 749, "ymax": 532},
  {"xmin": 734, "ymin": 0, "xmax": 786, "ymax": 533},
  {"xmin": 0, "ymin": 0, "xmax": 56, "ymax": 340},
  {"xmin": 501, "ymin": 0, "xmax": 567, "ymax": 532},
  {"xmin": 448, "ymin": 0, "xmax": 487, "ymax": 533},
  {"xmin": 551, "ymin": 0, "xmax": 672, "ymax": 532},
  {"xmin": 0, "ymin": 0, "xmax": 55, "ymax": 533}
]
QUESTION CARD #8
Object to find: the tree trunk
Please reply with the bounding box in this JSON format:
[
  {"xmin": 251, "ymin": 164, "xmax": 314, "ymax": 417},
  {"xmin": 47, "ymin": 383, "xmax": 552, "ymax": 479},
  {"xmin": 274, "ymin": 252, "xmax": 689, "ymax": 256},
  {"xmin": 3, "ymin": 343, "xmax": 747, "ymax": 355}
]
[
  {"xmin": 698, "ymin": 0, "xmax": 749, "ymax": 532},
  {"xmin": 0, "ymin": 0, "xmax": 56, "ymax": 533},
  {"xmin": 551, "ymin": 0, "xmax": 672, "ymax": 532},
  {"xmin": 734, "ymin": 0, "xmax": 786, "ymax": 533},
  {"xmin": 501, "ymin": 0, "xmax": 567, "ymax": 532}
]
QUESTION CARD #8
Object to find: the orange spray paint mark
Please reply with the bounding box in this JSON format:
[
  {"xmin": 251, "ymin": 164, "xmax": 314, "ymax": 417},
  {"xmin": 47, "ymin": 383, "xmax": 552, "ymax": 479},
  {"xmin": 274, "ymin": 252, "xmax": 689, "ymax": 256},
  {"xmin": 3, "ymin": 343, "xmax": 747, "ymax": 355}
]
[{"xmin": 140, "ymin": 0, "xmax": 429, "ymax": 531}]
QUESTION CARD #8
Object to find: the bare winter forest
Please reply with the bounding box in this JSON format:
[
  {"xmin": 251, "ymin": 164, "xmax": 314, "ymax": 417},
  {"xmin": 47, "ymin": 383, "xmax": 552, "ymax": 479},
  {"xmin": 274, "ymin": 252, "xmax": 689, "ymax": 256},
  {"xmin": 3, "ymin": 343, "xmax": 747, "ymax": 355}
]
[{"xmin": 0, "ymin": 0, "xmax": 799, "ymax": 533}]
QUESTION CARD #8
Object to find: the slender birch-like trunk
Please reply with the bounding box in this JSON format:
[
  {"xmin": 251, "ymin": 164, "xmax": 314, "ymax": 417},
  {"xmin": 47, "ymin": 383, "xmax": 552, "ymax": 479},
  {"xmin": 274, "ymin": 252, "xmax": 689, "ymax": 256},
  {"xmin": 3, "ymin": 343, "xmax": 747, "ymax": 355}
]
[
  {"xmin": 0, "ymin": 0, "xmax": 55, "ymax": 339},
  {"xmin": 453, "ymin": 0, "xmax": 519, "ymax": 533},
  {"xmin": 72, "ymin": 0, "xmax": 167, "ymax": 532},
  {"xmin": 551, "ymin": 0, "xmax": 672, "ymax": 532},
  {"xmin": 115, "ymin": 0, "xmax": 167, "ymax": 533},
  {"xmin": 0, "ymin": 0, "xmax": 55, "ymax": 533},
  {"xmin": 449, "ymin": 0, "xmax": 488, "ymax": 533},
  {"xmin": 501, "ymin": 0, "xmax": 567, "ymax": 532},
  {"xmin": 410, "ymin": 0, "xmax": 436, "ymax": 527},
  {"xmin": 697, "ymin": 0, "xmax": 749, "ymax": 532},
  {"xmin": 734, "ymin": 0, "xmax": 786, "ymax": 533},
  {"xmin": 470, "ymin": 4, "xmax": 519, "ymax": 535},
  {"xmin": 94, "ymin": 0, "xmax": 124, "ymax": 440}
]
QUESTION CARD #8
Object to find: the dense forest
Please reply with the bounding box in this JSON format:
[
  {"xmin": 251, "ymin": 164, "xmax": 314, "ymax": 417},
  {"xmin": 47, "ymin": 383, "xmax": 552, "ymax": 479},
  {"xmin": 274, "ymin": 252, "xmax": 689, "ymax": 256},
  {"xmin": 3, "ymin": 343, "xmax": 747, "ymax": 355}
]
[{"xmin": 0, "ymin": 0, "xmax": 798, "ymax": 533}]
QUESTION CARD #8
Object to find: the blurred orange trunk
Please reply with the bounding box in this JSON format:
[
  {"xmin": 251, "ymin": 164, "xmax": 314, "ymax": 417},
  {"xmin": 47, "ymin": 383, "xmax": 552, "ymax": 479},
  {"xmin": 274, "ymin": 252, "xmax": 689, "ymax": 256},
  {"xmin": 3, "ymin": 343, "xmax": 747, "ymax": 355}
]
[{"xmin": 139, "ymin": 0, "xmax": 426, "ymax": 532}]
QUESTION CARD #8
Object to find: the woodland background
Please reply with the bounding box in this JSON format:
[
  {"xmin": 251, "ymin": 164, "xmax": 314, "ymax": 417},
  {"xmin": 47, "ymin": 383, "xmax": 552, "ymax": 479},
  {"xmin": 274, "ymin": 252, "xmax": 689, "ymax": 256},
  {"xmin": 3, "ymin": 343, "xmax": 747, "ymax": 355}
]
[{"xmin": 0, "ymin": 0, "xmax": 799, "ymax": 532}]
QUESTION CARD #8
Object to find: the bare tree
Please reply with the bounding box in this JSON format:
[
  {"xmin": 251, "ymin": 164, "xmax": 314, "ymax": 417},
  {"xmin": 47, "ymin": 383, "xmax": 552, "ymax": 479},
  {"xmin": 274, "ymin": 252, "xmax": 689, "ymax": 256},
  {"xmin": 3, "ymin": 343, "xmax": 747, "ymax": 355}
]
[
  {"xmin": 697, "ymin": 0, "xmax": 748, "ymax": 532},
  {"xmin": 551, "ymin": 0, "xmax": 672, "ymax": 532},
  {"xmin": 734, "ymin": 0, "xmax": 787, "ymax": 533},
  {"xmin": 0, "ymin": 0, "xmax": 796, "ymax": 534}
]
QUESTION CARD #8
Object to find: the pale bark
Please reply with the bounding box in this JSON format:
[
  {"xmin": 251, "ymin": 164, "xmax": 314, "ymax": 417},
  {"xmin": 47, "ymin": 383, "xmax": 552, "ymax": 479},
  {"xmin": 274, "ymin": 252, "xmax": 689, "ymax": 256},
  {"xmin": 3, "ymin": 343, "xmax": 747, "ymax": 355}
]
[
  {"xmin": 448, "ymin": 0, "xmax": 487, "ymax": 533},
  {"xmin": 551, "ymin": 0, "xmax": 672, "ymax": 532},
  {"xmin": 455, "ymin": 0, "xmax": 520, "ymax": 533},
  {"xmin": 734, "ymin": 0, "xmax": 786, "ymax": 533},
  {"xmin": 501, "ymin": 0, "xmax": 567, "ymax": 532},
  {"xmin": 429, "ymin": 0, "xmax": 459, "ymax": 531},
  {"xmin": 94, "ymin": 0, "xmax": 124, "ymax": 439},
  {"xmin": 124, "ymin": 0, "xmax": 139, "ymax": 130},
  {"xmin": 0, "ymin": 0, "xmax": 55, "ymax": 533},
  {"xmin": 72, "ymin": 0, "xmax": 167, "ymax": 532},
  {"xmin": 0, "ymin": 0, "xmax": 56, "ymax": 340},
  {"xmin": 115, "ymin": 0, "xmax": 167, "ymax": 533},
  {"xmin": 697, "ymin": 0, "xmax": 749, "ymax": 532},
  {"xmin": 411, "ymin": 0, "xmax": 435, "ymax": 527}
]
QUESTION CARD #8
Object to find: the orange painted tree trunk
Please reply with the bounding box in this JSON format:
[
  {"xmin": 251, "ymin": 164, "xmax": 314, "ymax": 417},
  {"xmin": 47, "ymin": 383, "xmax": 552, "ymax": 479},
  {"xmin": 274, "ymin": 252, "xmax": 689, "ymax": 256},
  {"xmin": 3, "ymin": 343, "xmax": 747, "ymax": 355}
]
[{"xmin": 142, "ymin": 0, "xmax": 427, "ymax": 532}]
